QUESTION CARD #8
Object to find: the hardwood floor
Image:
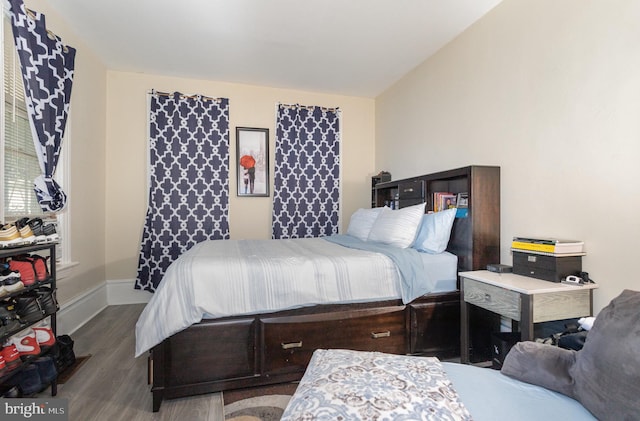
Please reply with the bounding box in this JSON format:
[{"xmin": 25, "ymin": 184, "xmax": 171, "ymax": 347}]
[{"xmin": 39, "ymin": 304, "xmax": 224, "ymax": 420}]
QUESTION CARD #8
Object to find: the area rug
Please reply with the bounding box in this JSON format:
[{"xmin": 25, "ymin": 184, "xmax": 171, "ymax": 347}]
[
  {"xmin": 223, "ymin": 383, "xmax": 298, "ymax": 421},
  {"xmin": 57, "ymin": 355, "xmax": 91, "ymax": 384}
]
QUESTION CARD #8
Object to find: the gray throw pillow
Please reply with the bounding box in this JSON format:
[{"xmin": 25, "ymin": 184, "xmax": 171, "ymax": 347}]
[
  {"xmin": 570, "ymin": 289, "xmax": 640, "ymax": 420},
  {"xmin": 501, "ymin": 341, "xmax": 577, "ymax": 397},
  {"xmin": 501, "ymin": 289, "xmax": 640, "ymax": 421}
]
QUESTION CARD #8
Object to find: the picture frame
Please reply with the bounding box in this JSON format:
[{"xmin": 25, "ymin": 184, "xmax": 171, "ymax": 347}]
[{"xmin": 236, "ymin": 127, "xmax": 269, "ymax": 197}]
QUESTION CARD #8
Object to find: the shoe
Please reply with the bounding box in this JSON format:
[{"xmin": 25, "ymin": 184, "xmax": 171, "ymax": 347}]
[
  {"xmin": 10, "ymin": 329, "xmax": 41, "ymax": 360},
  {"xmin": 0, "ymin": 225, "xmax": 26, "ymax": 248},
  {"xmin": 1, "ymin": 269, "xmax": 24, "ymax": 290},
  {"xmin": 1, "ymin": 272, "xmax": 25, "ymax": 293},
  {"xmin": 0, "ymin": 264, "xmax": 12, "ymax": 296},
  {"xmin": 36, "ymin": 287, "xmax": 58, "ymax": 315},
  {"xmin": 0, "ymin": 273, "xmax": 10, "ymax": 298},
  {"xmin": 27, "ymin": 218, "xmax": 47, "ymax": 243},
  {"xmin": 0, "ymin": 268, "xmax": 21, "ymax": 282},
  {"xmin": 14, "ymin": 218, "xmax": 36, "ymax": 245},
  {"xmin": 0, "ymin": 352, "xmax": 7, "ymax": 377},
  {"xmin": 42, "ymin": 223, "xmax": 59, "ymax": 243},
  {"xmin": 26, "ymin": 255, "xmax": 50, "ymax": 283},
  {"xmin": 9, "ymin": 259, "xmax": 36, "ymax": 286},
  {"xmin": 54, "ymin": 335, "xmax": 76, "ymax": 372},
  {"xmin": 33, "ymin": 356, "xmax": 57, "ymax": 384},
  {"xmin": 32, "ymin": 319, "xmax": 56, "ymax": 350},
  {"xmin": 1, "ymin": 386, "xmax": 20, "ymax": 398},
  {"xmin": 9, "ymin": 363, "xmax": 42, "ymax": 396},
  {"xmin": 0, "ymin": 343, "xmax": 22, "ymax": 370},
  {"xmin": 9, "ymin": 255, "xmax": 49, "ymax": 285},
  {"xmin": 14, "ymin": 293, "xmax": 44, "ymax": 324},
  {"xmin": 0, "ymin": 301, "xmax": 23, "ymax": 337}
]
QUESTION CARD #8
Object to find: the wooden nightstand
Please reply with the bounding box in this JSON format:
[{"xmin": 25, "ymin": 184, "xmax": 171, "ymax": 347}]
[{"xmin": 459, "ymin": 270, "xmax": 598, "ymax": 364}]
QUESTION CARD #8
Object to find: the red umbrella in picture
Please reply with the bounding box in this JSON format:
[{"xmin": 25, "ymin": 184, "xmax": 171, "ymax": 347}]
[{"xmin": 240, "ymin": 155, "xmax": 256, "ymax": 169}]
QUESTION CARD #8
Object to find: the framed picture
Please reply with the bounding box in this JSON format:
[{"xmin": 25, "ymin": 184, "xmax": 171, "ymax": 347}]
[{"xmin": 236, "ymin": 127, "xmax": 269, "ymax": 197}]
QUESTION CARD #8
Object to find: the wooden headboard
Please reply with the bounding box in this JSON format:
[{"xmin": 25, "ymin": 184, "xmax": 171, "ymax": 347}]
[{"xmin": 373, "ymin": 165, "xmax": 500, "ymax": 272}]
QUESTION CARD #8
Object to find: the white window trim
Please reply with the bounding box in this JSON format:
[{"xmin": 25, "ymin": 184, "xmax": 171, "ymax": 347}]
[{"xmin": 55, "ymin": 114, "xmax": 75, "ymax": 273}]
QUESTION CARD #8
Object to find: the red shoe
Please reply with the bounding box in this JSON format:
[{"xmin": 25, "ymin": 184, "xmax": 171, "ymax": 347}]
[
  {"xmin": 0, "ymin": 343, "xmax": 22, "ymax": 370},
  {"xmin": 32, "ymin": 323, "xmax": 56, "ymax": 350},
  {"xmin": 11, "ymin": 329, "xmax": 41, "ymax": 359},
  {"xmin": 0, "ymin": 353, "xmax": 7, "ymax": 377}
]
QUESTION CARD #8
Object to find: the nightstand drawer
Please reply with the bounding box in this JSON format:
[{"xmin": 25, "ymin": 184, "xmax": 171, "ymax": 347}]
[{"xmin": 463, "ymin": 278, "xmax": 521, "ymax": 320}]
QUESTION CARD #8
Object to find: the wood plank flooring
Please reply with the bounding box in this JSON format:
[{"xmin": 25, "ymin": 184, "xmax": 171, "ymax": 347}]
[{"xmin": 38, "ymin": 304, "xmax": 224, "ymax": 421}]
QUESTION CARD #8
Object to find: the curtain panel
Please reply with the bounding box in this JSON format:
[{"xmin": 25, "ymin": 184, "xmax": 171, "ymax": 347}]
[
  {"xmin": 272, "ymin": 104, "xmax": 341, "ymax": 239},
  {"xmin": 7, "ymin": 0, "xmax": 76, "ymax": 212},
  {"xmin": 135, "ymin": 92, "xmax": 230, "ymax": 292}
]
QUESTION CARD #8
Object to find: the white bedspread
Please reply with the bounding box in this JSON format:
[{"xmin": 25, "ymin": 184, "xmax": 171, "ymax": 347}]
[{"xmin": 135, "ymin": 238, "xmax": 403, "ymax": 356}]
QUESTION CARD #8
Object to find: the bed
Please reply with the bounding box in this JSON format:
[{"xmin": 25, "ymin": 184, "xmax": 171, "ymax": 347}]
[
  {"xmin": 280, "ymin": 349, "xmax": 595, "ymax": 420},
  {"xmin": 135, "ymin": 235, "xmax": 459, "ymax": 357},
  {"xmin": 281, "ymin": 289, "xmax": 640, "ymax": 420},
  {"xmin": 138, "ymin": 166, "xmax": 501, "ymax": 412}
]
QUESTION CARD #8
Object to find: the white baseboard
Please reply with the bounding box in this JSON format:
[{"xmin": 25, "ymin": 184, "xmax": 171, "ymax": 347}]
[
  {"xmin": 107, "ymin": 279, "xmax": 152, "ymax": 305},
  {"xmin": 57, "ymin": 283, "xmax": 108, "ymax": 335},
  {"xmin": 56, "ymin": 279, "xmax": 151, "ymax": 335}
]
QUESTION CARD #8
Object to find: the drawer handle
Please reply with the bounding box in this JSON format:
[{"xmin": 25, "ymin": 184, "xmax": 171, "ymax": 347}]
[
  {"xmin": 403, "ymin": 188, "xmax": 414, "ymax": 193},
  {"xmin": 485, "ymin": 293, "xmax": 491, "ymax": 302},
  {"xmin": 281, "ymin": 341, "xmax": 303, "ymax": 350},
  {"xmin": 371, "ymin": 331, "xmax": 391, "ymax": 339}
]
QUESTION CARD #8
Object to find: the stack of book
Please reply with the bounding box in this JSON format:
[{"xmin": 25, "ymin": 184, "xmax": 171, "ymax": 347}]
[
  {"xmin": 433, "ymin": 192, "xmax": 456, "ymax": 212},
  {"xmin": 511, "ymin": 236, "xmax": 585, "ymax": 256},
  {"xmin": 432, "ymin": 192, "xmax": 468, "ymax": 212}
]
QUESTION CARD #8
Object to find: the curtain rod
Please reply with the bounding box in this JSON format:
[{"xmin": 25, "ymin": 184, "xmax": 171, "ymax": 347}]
[
  {"xmin": 278, "ymin": 102, "xmax": 340, "ymax": 113},
  {"xmin": 150, "ymin": 90, "xmax": 223, "ymax": 103}
]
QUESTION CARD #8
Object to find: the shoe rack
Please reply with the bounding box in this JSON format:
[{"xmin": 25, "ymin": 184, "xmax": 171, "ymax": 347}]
[{"xmin": 0, "ymin": 242, "xmax": 57, "ymax": 396}]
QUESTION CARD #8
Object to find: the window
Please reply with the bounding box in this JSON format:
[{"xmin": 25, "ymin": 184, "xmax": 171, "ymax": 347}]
[
  {"xmin": 1, "ymin": 12, "xmax": 70, "ymax": 268},
  {"xmin": 2, "ymin": 14, "xmax": 44, "ymax": 219}
]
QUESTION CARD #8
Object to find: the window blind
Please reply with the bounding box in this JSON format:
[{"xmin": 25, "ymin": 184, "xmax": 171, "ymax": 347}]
[{"xmin": 2, "ymin": 14, "xmax": 44, "ymax": 218}]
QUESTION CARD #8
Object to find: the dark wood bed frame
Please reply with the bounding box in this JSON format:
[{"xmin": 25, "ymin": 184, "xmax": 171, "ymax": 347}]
[{"xmin": 149, "ymin": 165, "xmax": 500, "ymax": 411}]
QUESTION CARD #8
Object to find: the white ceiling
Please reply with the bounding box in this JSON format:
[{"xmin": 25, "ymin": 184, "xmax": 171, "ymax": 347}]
[{"xmin": 43, "ymin": 0, "xmax": 502, "ymax": 98}]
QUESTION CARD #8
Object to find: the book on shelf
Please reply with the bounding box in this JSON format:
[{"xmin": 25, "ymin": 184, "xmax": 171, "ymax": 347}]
[
  {"xmin": 433, "ymin": 192, "xmax": 457, "ymax": 212},
  {"xmin": 511, "ymin": 236, "xmax": 585, "ymax": 254},
  {"xmin": 456, "ymin": 192, "xmax": 469, "ymax": 208}
]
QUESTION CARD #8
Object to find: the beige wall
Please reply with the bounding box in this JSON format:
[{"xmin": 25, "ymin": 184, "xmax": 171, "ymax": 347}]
[
  {"xmin": 105, "ymin": 71, "xmax": 375, "ymax": 281},
  {"xmin": 376, "ymin": 0, "xmax": 640, "ymax": 313},
  {"xmin": 26, "ymin": 1, "xmax": 108, "ymax": 305},
  {"xmin": 33, "ymin": 0, "xmax": 636, "ymax": 316}
]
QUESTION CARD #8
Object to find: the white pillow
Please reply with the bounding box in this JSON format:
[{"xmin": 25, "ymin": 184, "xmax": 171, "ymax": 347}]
[
  {"xmin": 367, "ymin": 203, "xmax": 426, "ymax": 248},
  {"xmin": 346, "ymin": 207, "xmax": 386, "ymax": 241},
  {"xmin": 413, "ymin": 208, "xmax": 457, "ymax": 254}
]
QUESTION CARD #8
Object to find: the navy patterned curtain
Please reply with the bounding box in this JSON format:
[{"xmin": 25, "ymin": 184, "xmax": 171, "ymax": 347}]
[
  {"xmin": 8, "ymin": 0, "xmax": 76, "ymax": 212},
  {"xmin": 272, "ymin": 104, "xmax": 341, "ymax": 239},
  {"xmin": 135, "ymin": 92, "xmax": 230, "ymax": 292}
]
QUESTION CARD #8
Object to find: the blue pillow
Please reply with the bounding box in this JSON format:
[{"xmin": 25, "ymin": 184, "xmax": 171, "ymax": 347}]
[{"xmin": 413, "ymin": 208, "xmax": 457, "ymax": 254}]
